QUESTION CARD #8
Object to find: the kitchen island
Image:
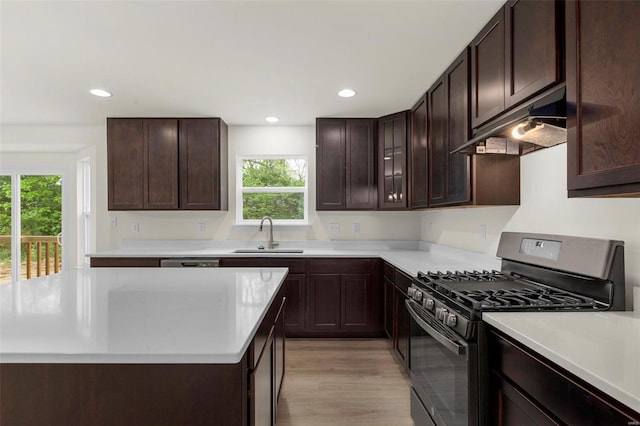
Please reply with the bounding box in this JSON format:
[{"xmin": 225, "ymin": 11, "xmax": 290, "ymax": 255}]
[{"xmin": 0, "ymin": 267, "xmax": 288, "ymax": 425}]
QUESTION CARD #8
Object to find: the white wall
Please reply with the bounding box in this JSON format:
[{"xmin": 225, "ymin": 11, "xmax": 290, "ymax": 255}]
[
  {"xmin": 106, "ymin": 125, "xmax": 421, "ymax": 247},
  {"xmin": 420, "ymin": 144, "xmax": 640, "ymax": 309}
]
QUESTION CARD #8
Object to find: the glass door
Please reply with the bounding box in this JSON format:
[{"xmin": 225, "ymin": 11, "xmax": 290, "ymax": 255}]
[
  {"xmin": 0, "ymin": 176, "xmax": 12, "ymax": 284},
  {"xmin": 0, "ymin": 174, "xmax": 63, "ymax": 284}
]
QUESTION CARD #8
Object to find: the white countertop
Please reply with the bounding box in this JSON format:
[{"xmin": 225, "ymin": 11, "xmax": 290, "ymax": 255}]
[
  {"xmin": 88, "ymin": 240, "xmax": 503, "ymax": 277},
  {"xmin": 0, "ymin": 267, "xmax": 287, "ymax": 364},
  {"xmin": 483, "ymin": 311, "xmax": 640, "ymax": 414}
]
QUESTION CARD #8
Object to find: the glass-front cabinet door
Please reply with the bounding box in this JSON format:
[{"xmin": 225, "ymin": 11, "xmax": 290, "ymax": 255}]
[{"xmin": 378, "ymin": 111, "xmax": 408, "ymax": 209}]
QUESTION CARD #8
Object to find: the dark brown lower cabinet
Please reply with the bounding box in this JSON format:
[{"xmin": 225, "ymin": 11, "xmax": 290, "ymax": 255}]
[
  {"xmin": 382, "ymin": 261, "xmax": 411, "ymax": 369},
  {"xmin": 306, "ymin": 274, "xmax": 341, "ymax": 331},
  {"xmin": 281, "ymin": 274, "xmax": 305, "ymax": 335},
  {"xmin": 488, "ymin": 327, "xmax": 640, "ymax": 425},
  {"xmin": 305, "ymin": 258, "xmax": 382, "ymax": 337},
  {"xmin": 222, "ymin": 257, "xmax": 383, "ymax": 338}
]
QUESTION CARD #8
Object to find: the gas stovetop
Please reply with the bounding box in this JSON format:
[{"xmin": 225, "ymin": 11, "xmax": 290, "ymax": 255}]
[{"xmin": 414, "ymin": 270, "xmax": 603, "ymax": 312}]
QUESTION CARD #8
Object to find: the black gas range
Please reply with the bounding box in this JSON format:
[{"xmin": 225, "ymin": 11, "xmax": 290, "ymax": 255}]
[{"xmin": 407, "ymin": 232, "xmax": 626, "ymax": 426}]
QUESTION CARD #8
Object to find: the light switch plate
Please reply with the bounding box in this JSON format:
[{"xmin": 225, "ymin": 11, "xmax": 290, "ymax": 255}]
[
  {"xmin": 329, "ymin": 223, "xmax": 340, "ymax": 233},
  {"xmin": 130, "ymin": 222, "xmax": 139, "ymax": 233}
]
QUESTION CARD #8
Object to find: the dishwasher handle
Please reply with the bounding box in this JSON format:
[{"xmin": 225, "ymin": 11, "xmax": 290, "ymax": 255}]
[{"xmin": 160, "ymin": 258, "xmax": 220, "ymax": 268}]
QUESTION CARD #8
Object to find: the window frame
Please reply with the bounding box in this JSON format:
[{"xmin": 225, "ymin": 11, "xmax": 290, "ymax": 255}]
[{"xmin": 235, "ymin": 155, "xmax": 309, "ymax": 225}]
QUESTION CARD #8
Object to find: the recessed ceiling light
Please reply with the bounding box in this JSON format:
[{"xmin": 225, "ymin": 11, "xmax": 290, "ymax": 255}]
[
  {"xmin": 90, "ymin": 89, "xmax": 112, "ymax": 98},
  {"xmin": 338, "ymin": 89, "xmax": 356, "ymax": 98},
  {"xmin": 265, "ymin": 116, "xmax": 279, "ymax": 123}
]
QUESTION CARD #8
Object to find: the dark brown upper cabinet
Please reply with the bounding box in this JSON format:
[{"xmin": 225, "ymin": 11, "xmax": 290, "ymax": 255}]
[
  {"xmin": 429, "ymin": 48, "xmax": 520, "ymax": 207},
  {"xmin": 471, "ymin": 7, "xmax": 506, "ymax": 129},
  {"xmin": 472, "ymin": 1, "xmax": 562, "ymax": 129},
  {"xmin": 428, "ymin": 49, "xmax": 472, "ymax": 207},
  {"xmin": 178, "ymin": 118, "xmax": 228, "ymax": 210},
  {"xmin": 409, "ymin": 94, "xmax": 429, "ymax": 209},
  {"xmin": 378, "ymin": 111, "xmax": 408, "ymax": 210},
  {"xmin": 566, "ymin": 0, "xmax": 640, "ymax": 197},
  {"xmin": 108, "ymin": 118, "xmax": 178, "ymax": 210},
  {"xmin": 107, "ymin": 117, "xmax": 228, "ymax": 210},
  {"xmin": 504, "ymin": 0, "xmax": 562, "ymax": 109},
  {"xmin": 316, "ymin": 118, "xmax": 377, "ymax": 210}
]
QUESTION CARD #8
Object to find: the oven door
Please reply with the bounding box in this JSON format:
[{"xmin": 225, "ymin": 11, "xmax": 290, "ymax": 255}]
[{"xmin": 406, "ymin": 299, "xmax": 478, "ymax": 426}]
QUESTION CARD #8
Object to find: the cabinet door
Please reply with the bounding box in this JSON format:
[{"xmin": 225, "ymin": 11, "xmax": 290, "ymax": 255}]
[
  {"xmin": 428, "ymin": 76, "xmax": 448, "ymax": 206},
  {"xmin": 179, "ymin": 118, "xmax": 227, "ymax": 210},
  {"xmin": 250, "ymin": 328, "xmax": 275, "ymax": 426},
  {"xmin": 283, "ymin": 274, "xmax": 306, "ymax": 334},
  {"xmin": 490, "ymin": 373, "xmax": 560, "ymax": 426},
  {"xmin": 144, "ymin": 119, "xmax": 178, "ymax": 209},
  {"xmin": 471, "ymin": 6, "xmax": 505, "ymax": 128},
  {"xmin": 346, "ymin": 119, "xmax": 377, "ymax": 210},
  {"xmin": 504, "ymin": 0, "xmax": 561, "ymax": 108},
  {"xmin": 383, "ymin": 278, "xmax": 394, "ymax": 340},
  {"xmin": 566, "ymin": 0, "xmax": 640, "ymax": 197},
  {"xmin": 306, "ymin": 274, "xmax": 341, "ymax": 331},
  {"xmin": 395, "ymin": 289, "xmax": 409, "ymax": 367},
  {"xmin": 409, "ymin": 95, "xmax": 429, "ymax": 208},
  {"xmin": 378, "ymin": 111, "xmax": 408, "ymax": 209},
  {"xmin": 107, "ymin": 118, "xmax": 145, "ymax": 210},
  {"xmin": 316, "ymin": 119, "xmax": 346, "ymax": 210},
  {"xmin": 446, "ymin": 48, "xmax": 471, "ymax": 205},
  {"xmin": 274, "ymin": 299, "xmax": 286, "ymax": 403},
  {"xmin": 340, "ymin": 274, "xmax": 372, "ymax": 331}
]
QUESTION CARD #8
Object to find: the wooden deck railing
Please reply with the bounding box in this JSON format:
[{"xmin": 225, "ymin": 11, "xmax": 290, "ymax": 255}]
[{"xmin": 0, "ymin": 236, "xmax": 61, "ymax": 279}]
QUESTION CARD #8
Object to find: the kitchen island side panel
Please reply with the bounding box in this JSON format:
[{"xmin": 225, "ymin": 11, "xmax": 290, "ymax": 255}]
[{"xmin": 0, "ymin": 360, "xmax": 248, "ymax": 426}]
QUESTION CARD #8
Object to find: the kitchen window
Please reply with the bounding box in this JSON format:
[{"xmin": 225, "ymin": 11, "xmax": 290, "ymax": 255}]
[{"xmin": 236, "ymin": 156, "xmax": 308, "ymax": 225}]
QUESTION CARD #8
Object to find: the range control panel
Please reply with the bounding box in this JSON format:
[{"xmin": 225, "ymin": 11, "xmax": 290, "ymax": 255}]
[{"xmin": 519, "ymin": 238, "xmax": 562, "ymax": 261}]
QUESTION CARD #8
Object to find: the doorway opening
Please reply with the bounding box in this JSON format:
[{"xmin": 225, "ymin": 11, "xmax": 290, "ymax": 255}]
[{"xmin": 0, "ymin": 173, "xmax": 63, "ymax": 284}]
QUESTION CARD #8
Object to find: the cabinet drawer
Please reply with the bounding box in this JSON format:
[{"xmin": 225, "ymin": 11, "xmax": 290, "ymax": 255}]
[
  {"xmin": 489, "ymin": 330, "xmax": 640, "ymax": 424},
  {"xmin": 221, "ymin": 258, "xmax": 306, "ymax": 274},
  {"xmin": 306, "ymin": 258, "xmax": 373, "ymax": 274},
  {"xmin": 90, "ymin": 257, "xmax": 161, "ymax": 267}
]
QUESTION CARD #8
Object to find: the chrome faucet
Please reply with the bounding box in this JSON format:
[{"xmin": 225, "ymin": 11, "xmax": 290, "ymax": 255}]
[{"xmin": 259, "ymin": 216, "xmax": 279, "ymax": 249}]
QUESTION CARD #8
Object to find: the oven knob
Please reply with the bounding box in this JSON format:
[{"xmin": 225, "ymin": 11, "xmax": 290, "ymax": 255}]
[
  {"xmin": 408, "ymin": 287, "xmax": 415, "ymax": 297},
  {"xmin": 414, "ymin": 291, "xmax": 423, "ymax": 301},
  {"xmin": 436, "ymin": 308, "xmax": 448, "ymax": 321},
  {"xmin": 424, "ymin": 298, "xmax": 435, "ymax": 311},
  {"xmin": 446, "ymin": 313, "xmax": 458, "ymax": 327}
]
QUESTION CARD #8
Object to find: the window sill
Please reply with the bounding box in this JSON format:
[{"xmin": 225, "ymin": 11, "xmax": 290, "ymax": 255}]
[{"xmin": 231, "ymin": 223, "xmax": 312, "ymax": 232}]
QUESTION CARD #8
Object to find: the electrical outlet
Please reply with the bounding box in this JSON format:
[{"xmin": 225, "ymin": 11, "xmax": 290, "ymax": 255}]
[
  {"xmin": 198, "ymin": 223, "xmax": 206, "ymax": 233},
  {"xmin": 479, "ymin": 224, "xmax": 486, "ymax": 240},
  {"xmin": 131, "ymin": 222, "xmax": 139, "ymax": 233},
  {"xmin": 329, "ymin": 223, "xmax": 340, "ymax": 233},
  {"xmin": 352, "ymin": 223, "xmax": 360, "ymax": 233}
]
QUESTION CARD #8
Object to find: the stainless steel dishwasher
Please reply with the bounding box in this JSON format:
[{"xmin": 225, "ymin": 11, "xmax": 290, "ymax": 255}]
[{"xmin": 160, "ymin": 258, "xmax": 220, "ymax": 268}]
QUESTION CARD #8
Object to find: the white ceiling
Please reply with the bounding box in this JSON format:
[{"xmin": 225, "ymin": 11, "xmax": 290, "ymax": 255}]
[{"xmin": 1, "ymin": 0, "xmax": 504, "ymax": 130}]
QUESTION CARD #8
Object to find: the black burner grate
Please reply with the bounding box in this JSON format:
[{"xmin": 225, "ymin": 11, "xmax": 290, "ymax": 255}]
[{"xmin": 415, "ymin": 270, "xmax": 600, "ymax": 312}]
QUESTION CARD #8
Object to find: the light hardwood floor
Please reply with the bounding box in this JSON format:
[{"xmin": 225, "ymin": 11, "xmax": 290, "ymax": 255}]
[{"xmin": 275, "ymin": 339, "xmax": 414, "ymax": 426}]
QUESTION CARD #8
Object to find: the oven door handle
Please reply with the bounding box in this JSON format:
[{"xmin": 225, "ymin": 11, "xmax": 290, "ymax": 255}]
[{"xmin": 406, "ymin": 300, "xmax": 466, "ymax": 356}]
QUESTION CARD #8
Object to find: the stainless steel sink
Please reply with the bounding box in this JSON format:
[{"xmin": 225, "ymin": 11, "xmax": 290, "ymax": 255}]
[{"xmin": 232, "ymin": 248, "xmax": 304, "ymax": 254}]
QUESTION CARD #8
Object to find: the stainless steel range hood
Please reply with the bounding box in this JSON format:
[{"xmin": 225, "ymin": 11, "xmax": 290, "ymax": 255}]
[{"xmin": 452, "ymin": 85, "xmax": 566, "ymax": 155}]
